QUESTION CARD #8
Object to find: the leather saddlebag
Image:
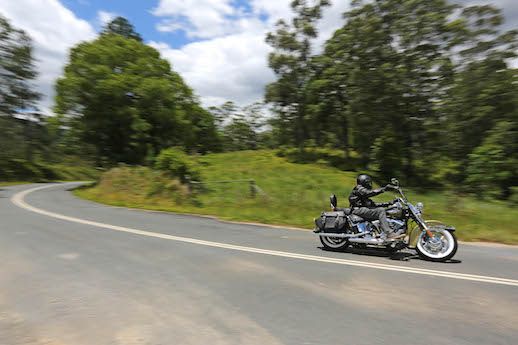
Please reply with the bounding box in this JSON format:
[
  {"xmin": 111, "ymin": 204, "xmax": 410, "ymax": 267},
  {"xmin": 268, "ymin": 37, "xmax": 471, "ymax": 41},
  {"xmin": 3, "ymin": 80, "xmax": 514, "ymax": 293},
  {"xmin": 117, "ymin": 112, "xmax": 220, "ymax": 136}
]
[{"xmin": 315, "ymin": 211, "xmax": 347, "ymax": 232}]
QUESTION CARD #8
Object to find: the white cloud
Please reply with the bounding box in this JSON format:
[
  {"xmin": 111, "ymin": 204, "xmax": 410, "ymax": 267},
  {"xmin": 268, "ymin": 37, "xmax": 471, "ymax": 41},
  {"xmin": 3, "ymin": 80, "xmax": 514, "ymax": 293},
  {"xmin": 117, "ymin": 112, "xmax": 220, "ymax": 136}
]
[
  {"xmin": 0, "ymin": 0, "xmax": 351, "ymax": 114},
  {"xmin": 97, "ymin": 10, "xmax": 117, "ymax": 27},
  {"xmin": 149, "ymin": 29, "xmax": 275, "ymax": 108},
  {"xmin": 152, "ymin": 0, "xmax": 239, "ymax": 38},
  {"xmin": 0, "ymin": 0, "xmax": 96, "ymax": 114},
  {"xmin": 250, "ymin": 0, "xmax": 293, "ymax": 25},
  {"xmin": 150, "ymin": 0, "xmax": 351, "ymax": 108}
]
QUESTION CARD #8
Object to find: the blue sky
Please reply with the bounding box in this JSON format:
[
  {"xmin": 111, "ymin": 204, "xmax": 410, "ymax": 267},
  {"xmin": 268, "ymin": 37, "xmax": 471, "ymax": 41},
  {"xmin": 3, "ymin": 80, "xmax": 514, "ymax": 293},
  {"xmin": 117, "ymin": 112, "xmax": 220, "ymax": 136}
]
[
  {"xmin": 0, "ymin": 0, "xmax": 517, "ymax": 114},
  {"xmin": 61, "ymin": 0, "xmax": 193, "ymax": 47}
]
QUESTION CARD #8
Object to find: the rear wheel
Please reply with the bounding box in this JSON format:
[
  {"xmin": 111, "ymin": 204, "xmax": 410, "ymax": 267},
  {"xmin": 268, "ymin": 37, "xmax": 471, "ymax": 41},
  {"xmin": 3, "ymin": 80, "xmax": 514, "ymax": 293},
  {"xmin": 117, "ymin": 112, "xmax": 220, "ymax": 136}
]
[
  {"xmin": 320, "ymin": 236, "xmax": 349, "ymax": 250},
  {"xmin": 416, "ymin": 228, "xmax": 457, "ymax": 262}
]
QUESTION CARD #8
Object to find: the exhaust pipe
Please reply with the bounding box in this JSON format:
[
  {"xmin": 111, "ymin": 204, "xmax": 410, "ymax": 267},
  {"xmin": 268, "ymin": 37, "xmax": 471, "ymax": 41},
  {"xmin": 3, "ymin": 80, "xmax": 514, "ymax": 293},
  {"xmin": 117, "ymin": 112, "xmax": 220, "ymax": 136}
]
[
  {"xmin": 317, "ymin": 233, "xmax": 401, "ymax": 245},
  {"xmin": 348, "ymin": 237, "xmax": 401, "ymax": 245},
  {"xmin": 348, "ymin": 237, "xmax": 386, "ymax": 244},
  {"xmin": 317, "ymin": 232, "xmax": 366, "ymax": 239}
]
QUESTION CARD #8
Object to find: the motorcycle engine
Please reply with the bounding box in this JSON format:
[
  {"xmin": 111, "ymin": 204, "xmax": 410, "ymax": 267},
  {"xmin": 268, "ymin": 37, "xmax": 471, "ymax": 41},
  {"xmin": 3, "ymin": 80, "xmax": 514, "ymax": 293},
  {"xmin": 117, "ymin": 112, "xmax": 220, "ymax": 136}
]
[
  {"xmin": 386, "ymin": 202, "xmax": 403, "ymax": 219},
  {"xmin": 388, "ymin": 219, "xmax": 405, "ymax": 232},
  {"xmin": 356, "ymin": 222, "xmax": 372, "ymax": 233}
]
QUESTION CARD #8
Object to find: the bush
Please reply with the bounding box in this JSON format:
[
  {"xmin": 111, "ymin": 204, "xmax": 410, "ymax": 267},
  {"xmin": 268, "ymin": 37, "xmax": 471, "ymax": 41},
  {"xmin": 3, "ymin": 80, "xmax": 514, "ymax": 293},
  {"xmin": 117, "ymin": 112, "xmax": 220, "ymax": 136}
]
[
  {"xmin": 465, "ymin": 121, "xmax": 518, "ymax": 199},
  {"xmin": 155, "ymin": 147, "xmax": 201, "ymax": 183},
  {"xmin": 275, "ymin": 145, "xmax": 291, "ymax": 157},
  {"xmin": 92, "ymin": 166, "xmax": 190, "ymax": 204},
  {"xmin": 0, "ymin": 159, "xmax": 56, "ymax": 181},
  {"xmin": 509, "ymin": 187, "xmax": 518, "ymax": 206}
]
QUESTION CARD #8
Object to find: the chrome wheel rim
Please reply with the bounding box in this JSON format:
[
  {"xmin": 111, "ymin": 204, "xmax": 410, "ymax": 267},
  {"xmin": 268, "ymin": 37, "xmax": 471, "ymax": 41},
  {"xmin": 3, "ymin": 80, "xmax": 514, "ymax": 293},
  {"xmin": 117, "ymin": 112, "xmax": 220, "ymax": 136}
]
[
  {"xmin": 417, "ymin": 229, "xmax": 455, "ymax": 259},
  {"xmin": 321, "ymin": 236, "xmax": 347, "ymax": 249}
]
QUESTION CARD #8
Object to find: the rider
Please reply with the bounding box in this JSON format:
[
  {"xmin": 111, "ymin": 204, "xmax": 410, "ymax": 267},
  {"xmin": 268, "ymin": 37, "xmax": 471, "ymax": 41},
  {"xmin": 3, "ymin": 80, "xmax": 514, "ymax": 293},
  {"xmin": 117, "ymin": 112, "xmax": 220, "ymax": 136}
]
[{"xmin": 349, "ymin": 174, "xmax": 404, "ymax": 240}]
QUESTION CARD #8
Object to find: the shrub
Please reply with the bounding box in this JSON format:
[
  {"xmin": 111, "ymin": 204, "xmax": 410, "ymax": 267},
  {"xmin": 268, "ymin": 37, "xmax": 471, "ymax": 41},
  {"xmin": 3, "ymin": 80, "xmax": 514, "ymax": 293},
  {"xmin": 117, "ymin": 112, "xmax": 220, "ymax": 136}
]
[
  {"xmin": 510, "ymin": 187, "xmax": 518, "ymax": 206},
  {"xmin": 155, "ymin": 147, "xmax": 201, "ymax": 183},
  {"xmin": 93, "ymin": 166, "xmax": 190, "ymax": 204}
]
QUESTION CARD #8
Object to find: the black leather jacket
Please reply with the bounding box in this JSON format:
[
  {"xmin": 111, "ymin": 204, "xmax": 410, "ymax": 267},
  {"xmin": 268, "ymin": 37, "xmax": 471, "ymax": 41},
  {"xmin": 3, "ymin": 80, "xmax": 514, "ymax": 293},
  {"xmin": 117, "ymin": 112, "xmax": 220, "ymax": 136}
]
[{"xmin": 349, "ymin": 185, "xmax": 391, "ymax": 208}]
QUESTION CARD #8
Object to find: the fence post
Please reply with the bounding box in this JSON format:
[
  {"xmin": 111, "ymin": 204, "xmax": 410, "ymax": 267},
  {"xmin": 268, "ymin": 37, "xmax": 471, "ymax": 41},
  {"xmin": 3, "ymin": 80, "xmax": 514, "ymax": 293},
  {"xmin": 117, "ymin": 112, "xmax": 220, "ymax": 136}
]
[
  {"xmin": 250, "ymin": 180, "xmax": 255, "ymax": 198},
  {"xmin": 185, "ymin": 176, "xmax": 193, "ymax": 194}
]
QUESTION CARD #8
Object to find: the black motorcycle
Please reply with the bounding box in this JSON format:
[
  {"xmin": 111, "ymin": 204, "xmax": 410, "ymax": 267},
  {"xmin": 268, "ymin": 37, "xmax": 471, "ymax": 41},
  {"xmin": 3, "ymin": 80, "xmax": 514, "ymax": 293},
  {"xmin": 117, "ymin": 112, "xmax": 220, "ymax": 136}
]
[{"xmin": 314, "ymin": 178, "xmax": 458, "ymax": 261}]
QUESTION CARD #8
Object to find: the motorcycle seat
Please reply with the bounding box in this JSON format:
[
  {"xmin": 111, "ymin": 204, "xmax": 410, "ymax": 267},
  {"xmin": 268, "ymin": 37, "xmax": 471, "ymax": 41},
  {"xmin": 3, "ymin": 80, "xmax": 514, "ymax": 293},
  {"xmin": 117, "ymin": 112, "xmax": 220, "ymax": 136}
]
[
  {"xmin": 334, "ymin": 207, "xmax": 351, "ymax": 215},
  {"xmin": 349, "ymin": 214, "xmax": 364, "ymax": 223}
]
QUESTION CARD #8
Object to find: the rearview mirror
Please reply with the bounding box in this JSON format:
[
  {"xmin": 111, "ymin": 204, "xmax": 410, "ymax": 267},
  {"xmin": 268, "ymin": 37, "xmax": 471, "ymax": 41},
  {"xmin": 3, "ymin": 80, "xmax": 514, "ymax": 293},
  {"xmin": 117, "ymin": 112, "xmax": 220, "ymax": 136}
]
[
  {"xmin": 391, "ymin": 178, "xmax": 399, "ymax": 187},
  {"xmin": 330, "ymin": 194, "xmax": 337, "ymax": 208}
]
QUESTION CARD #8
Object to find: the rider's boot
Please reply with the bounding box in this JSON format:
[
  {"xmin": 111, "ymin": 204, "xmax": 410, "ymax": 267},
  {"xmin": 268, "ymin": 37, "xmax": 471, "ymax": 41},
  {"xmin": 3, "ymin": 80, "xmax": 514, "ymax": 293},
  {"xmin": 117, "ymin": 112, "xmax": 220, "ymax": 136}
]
[
  {"xmin": 387, "ymin": 232, "xmax": 405, "ymax": 239},
  {"xmin": 380, "ymin": 232, "xmax": 405, "ymax": 240}
]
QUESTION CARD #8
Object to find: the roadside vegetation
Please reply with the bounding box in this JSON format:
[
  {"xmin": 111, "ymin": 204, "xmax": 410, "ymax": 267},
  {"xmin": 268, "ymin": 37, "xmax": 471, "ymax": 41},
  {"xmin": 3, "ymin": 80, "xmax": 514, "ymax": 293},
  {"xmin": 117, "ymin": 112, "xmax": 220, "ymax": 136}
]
[
  {"xmin": 0, "ymin": 160, "xmax": 99, "ymax": 183},
  {"xmin": 75, "ymin": 149, "xmax": 518, "ymax": 244}
]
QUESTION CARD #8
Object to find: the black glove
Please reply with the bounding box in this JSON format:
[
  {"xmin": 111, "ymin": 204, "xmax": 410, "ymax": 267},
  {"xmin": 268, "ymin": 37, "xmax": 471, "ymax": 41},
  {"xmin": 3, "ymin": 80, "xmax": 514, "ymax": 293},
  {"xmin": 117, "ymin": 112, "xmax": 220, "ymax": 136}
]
[{"xmin": 384, "ymin": 184, "xmax": 395, "ymax": 191}]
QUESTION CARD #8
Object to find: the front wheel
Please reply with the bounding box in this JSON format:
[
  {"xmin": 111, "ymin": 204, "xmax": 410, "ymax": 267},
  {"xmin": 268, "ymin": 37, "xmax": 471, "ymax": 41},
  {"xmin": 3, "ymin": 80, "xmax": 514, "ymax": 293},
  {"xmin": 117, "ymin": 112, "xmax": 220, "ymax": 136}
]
[
  {"xmin": 320, "ymin": 236, "xmax": 349, "ymax": 251},
  {"xmin": 416, "ymin": 228, "xmax": 458, "ymax": 262}
]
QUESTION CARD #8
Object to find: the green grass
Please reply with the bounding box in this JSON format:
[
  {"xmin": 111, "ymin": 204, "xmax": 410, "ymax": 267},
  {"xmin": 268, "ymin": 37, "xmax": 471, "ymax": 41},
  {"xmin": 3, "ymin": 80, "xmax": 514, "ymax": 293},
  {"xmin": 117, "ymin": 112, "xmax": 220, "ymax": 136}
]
[
  {"xmin": 0, "ymin": 160, "xmax": 100, "ymax": 183},
  {"xmin": 0, "ymin": 181, "xmax": 33, "ymax": 187},
  {"xmin": 75, "ymin": 150, "xmax": 518, "ymax": 244}
]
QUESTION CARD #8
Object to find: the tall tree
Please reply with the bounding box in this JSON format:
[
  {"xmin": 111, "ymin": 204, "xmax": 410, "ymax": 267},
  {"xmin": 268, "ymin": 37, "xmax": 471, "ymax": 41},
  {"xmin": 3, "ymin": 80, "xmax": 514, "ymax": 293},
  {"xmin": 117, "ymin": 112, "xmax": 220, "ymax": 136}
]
[
  {"xmin": 265, "ymin": 0, "xmax": 330, "ymax": 149},
  {"xmin": 447, "ymin": 59, "xmax": 517, "ymax": 161},
  {"xmin": 55, "ymin": 26, "xmax": 216, "ymax": 165},
  {"xmin": 0, "ymin": 13, "xmax": 40, "ymax": 116},
  {"xmin": 444, "ymin": 4, "xmax": 518, "ymax": 176},
  {"xmin": 209, "ymin": 101, "xmax": 266, "ymax": 151},
  {"xmin": 466, "ymin": 120, "xmax": 518, "ymax": 199},
  {"xmin": 305, "ymin": 52, "xmax": 350, "ymax": 153},
  {"xmin": 311, "ymin": 0, "xmax": 517, "ymax": 184},
  {"xmin": 101, "ymin": 16, "xmax": 143, "ymax": 42},
  {"xmin": 0, "ymin": 13, "xmax": 41, "ymax": 165},
  {"xmin": 327, "ymin": 0, "xmax": 461, "ymax": 178}
]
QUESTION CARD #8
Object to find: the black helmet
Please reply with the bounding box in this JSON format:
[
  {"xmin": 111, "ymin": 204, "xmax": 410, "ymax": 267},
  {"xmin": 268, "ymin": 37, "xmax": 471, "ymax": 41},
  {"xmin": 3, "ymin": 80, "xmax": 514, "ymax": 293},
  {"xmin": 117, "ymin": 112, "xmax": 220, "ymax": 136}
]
[{"xmin": 357, "ymin": 174, "xmax": 372, "ymax": 188}]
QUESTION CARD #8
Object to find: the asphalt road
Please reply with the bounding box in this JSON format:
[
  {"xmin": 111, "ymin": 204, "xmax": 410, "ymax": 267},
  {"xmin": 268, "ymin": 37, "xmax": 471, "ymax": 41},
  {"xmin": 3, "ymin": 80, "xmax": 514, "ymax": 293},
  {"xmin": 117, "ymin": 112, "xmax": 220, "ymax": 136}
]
[{"xmin": 1, "ymin": 182, "xmax": 517, "ymax": 345}]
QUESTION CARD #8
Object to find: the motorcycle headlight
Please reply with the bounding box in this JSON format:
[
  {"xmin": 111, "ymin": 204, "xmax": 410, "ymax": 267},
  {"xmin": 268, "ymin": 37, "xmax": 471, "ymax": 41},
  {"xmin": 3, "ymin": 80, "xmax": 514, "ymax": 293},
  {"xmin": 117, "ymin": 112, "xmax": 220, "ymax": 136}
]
[{"xmin": 416, "ymin": 202, "xmax": 424, "ymax": 214}]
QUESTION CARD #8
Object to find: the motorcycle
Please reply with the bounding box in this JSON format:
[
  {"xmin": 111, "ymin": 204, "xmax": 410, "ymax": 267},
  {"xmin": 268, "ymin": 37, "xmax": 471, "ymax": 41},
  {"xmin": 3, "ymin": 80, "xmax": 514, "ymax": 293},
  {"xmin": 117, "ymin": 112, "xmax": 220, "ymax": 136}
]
[{"xmin": 313, "ymin": 178, "xmax": 458, "ymax": 262}]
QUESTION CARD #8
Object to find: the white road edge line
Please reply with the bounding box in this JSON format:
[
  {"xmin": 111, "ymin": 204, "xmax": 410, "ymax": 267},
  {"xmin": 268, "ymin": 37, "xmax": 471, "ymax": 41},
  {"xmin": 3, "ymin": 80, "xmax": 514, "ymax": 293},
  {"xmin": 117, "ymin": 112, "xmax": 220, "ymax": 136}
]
[{"xmin": 11, "ymin": 183, "xmax": 518, "ymax": 287}]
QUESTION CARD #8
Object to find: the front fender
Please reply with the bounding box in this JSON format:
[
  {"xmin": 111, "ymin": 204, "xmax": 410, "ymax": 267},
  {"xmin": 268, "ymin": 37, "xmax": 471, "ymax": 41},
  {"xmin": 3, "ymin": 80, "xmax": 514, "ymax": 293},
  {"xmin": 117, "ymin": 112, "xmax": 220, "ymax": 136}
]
[{"xmin": 408, "ymin": 220, "xmax": 456, "ymax": 248}]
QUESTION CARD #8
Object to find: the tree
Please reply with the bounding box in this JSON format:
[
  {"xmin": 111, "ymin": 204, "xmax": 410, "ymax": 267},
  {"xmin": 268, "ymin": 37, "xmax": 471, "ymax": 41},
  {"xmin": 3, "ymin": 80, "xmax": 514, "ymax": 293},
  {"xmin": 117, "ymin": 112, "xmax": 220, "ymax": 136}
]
[
  {"xmin": 101, "ymin": 16, "xmax": 143, "ymax": 42},
  {"xmin": 55, "ymin": 21, "xmax": 217, "ymax": 165},
  {"xmin": 224, "ymin": 116, "xmax": 257, "ymax": 151},
  {"xmin": 265, "ymin": 0, "xmax": 330, "ymax": 149},
  {"xmin": 305, "ymin": 52, "xmax": 350, "ymax": 153},
  {"xmin": 466, "ymin": 121, "xmax": 518, "ymax": 199},
  {"xmin": 0, "ymin": 13, "xmax": 40, "ymax": 116},
  {"xmin": 446, "ymin": 59, "xmax": 518, "ymax": 162},
  {"xmin": 322, "ymin": 0, "xmax": 462, "ymax": 177},
  {"xmin": 422, "ymin": 4, "xmax": 518, "ymax": 194},
  {"xmin": 208, "ymin": 101, "xmax": 238, "ymax": 129},
  {"xmin": 0, "ymin": 13, "xmax": 42, "ymax": 166},
  {"xmin": 307, "ymin": 0, "xmax": 517, "ymax": 186},
  {"xmin": 209, "ymin": 101, "xmax": 267, "ymax": 151},
  {"xmin": 182, "ymin": 103, "xmax": 222, "ymax": 154}
]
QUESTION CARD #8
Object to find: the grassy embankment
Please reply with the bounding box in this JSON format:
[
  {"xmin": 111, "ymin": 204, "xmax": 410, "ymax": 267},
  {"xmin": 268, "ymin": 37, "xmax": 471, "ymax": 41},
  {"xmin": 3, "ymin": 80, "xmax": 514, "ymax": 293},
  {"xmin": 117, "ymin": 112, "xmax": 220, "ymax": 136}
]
[
  {"xmin": 75, "ymin": 150, "xmax": 518, "ymax": 244},
  {"xmin": 0, "ymin": 181, "xmax": 33, "ymax": 187},
  {"xmin": 0, "ymin": 162, "xmax": 100, "ymax": 186}
]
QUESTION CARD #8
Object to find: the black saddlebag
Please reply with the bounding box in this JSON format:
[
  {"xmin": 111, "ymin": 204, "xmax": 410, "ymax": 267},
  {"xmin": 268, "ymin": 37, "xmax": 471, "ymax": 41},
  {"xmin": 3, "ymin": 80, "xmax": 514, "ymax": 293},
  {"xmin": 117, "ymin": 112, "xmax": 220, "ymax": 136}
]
[{"xmin": 315, "ymin": 211, "xmax": 347, "ymax": 232}]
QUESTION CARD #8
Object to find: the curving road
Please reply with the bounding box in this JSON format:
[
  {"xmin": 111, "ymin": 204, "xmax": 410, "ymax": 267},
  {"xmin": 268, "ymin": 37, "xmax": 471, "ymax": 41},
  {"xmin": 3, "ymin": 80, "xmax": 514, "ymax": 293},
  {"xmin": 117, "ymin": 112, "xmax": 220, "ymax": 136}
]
[{"xmin": 1, "ymin": 182, "xmax": 517, "ymax": 345}]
